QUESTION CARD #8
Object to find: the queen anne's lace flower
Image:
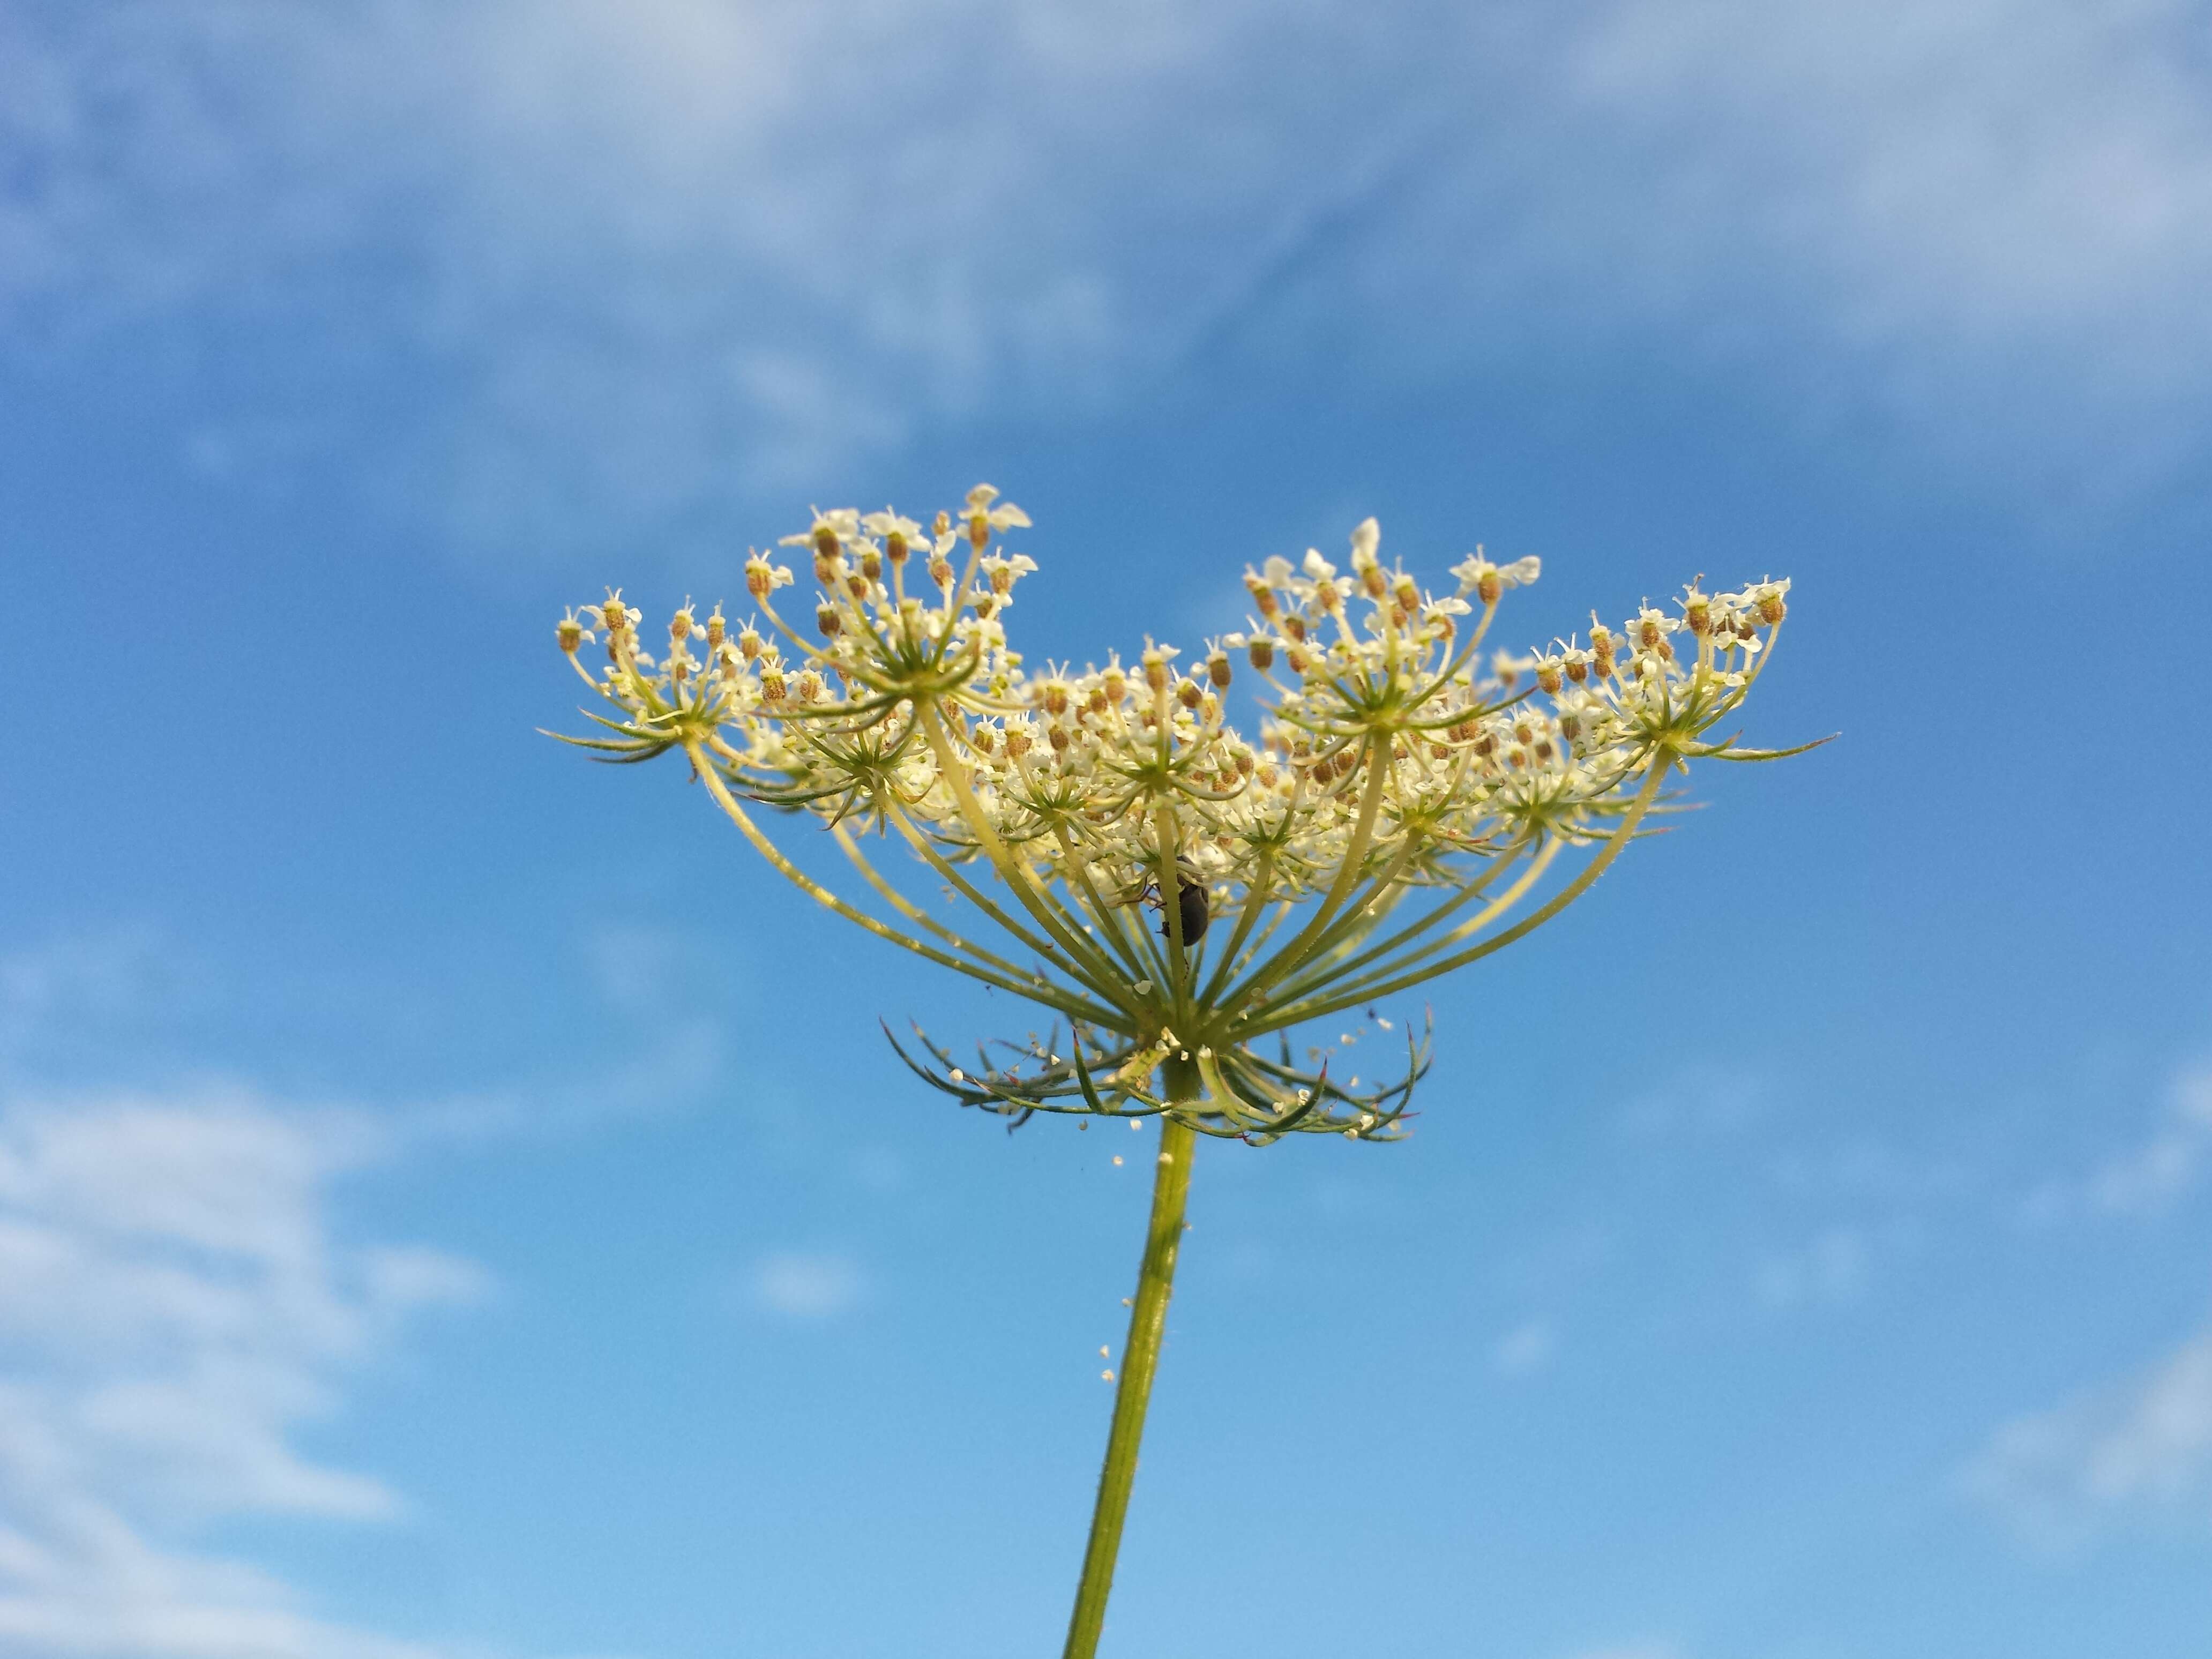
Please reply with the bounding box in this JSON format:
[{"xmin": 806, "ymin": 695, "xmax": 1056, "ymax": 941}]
[{"xmin": 552, "ymin": 488, "xmax": 1815, "ymax": 1144}]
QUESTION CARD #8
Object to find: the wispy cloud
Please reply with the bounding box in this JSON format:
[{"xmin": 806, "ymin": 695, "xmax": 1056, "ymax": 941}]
[
  {"xmin": 0, "ymin": 1085, "xmax": 483, "ymax": 1657},
  {"xmin": 1492, "ymin": 1317, "xmax": 1559, "ymax": 1377},
  {"xmin": 2021, "ymin": 1059, "xmax": 2212, "ymax": 1223},
  {"xmin": 745, "ymin": 1250, "xmax": 865, "ymax": 1319},
  {"xmin": 1966, "ymin": 1316, "xmax": 2212, "ymax": 1551},
  {"xmin": 7, "ymin": 0, "xmax": 2211, "ymax": 549}
]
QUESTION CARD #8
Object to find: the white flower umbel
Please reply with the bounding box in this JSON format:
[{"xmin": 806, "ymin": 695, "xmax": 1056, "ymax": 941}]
[{"xmin": 549, "ymin": 488, "xmax": 1817, "ymax": 1659}]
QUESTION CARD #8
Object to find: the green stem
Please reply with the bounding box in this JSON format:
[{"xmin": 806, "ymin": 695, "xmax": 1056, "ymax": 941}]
[{"xmin": 1062, "ymin": 1113, "xmax": 1198, "ymax": 1659}]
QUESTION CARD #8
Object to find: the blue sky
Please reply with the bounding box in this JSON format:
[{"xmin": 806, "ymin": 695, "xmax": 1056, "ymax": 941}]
[{"xmin": 5, "ymin": 2, "xmax": 2212, "ymax": 1655}]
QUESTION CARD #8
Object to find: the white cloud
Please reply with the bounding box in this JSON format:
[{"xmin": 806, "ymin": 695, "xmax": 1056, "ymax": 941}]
[
  {"xmin": 0, "ymin": 1086, "xmax": 484, "ymax": 1658},
  {"xmin": 1967, "ymin": 1317, "xmax": 2212, "ymax": 1551},
  {"xmin": 7, "ymin": 0, "xmax": 2212, "ymax": 542},
  {"xmin": 2088, "ymin": 1064, "xmax": 2212, "ymax": 1216},
  {"xmin": 1492, "ymin": 1318, "xmax": 1558, "ymax": 1377},
  {"xmin": 746, "ymin": 1250, "xmax": 864, "ymax": 1319},
  {"xmin": 2021, "ymin": 1059, "xmax": 2212, "ymax": 1223}
]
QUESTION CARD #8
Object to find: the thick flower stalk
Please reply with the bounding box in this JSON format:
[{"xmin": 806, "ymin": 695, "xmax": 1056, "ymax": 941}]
[{"xmin": 549, "ymin": 486, "xmax": 1812, "ymax": 1656}]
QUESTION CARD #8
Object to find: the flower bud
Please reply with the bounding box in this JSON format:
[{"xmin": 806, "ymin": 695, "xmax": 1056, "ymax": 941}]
[
  {"xmin": 847, "ymin": 576, "xmax": 869, "ymax": 601},
  {"xmin": 1476, "ymin": 569, "xmax": 1502, "ymax": 605},
  {"xmin": 1756, "ymin": 586, "xmax": 1787, "ymax": 625},
  {"xmin": 812, "ymin": 525, "xmax": 840, "ymax": 561},
  {"xmin": 1102, "ymin": 665, "xmax": 1128, "ymax": 703},
  {"xmin": 1004, "ymin": 727, "xmax": 1032, "ymax": 759},
  {"xmin": 738, "ymin": 627, "xmax": 762, "ymax": 660},
  {"xmin": 1206, "ymin": 650, "xmax": 1232, "ymax": 689},
  {"xmin": 745, "ymin": 558, "xmax": 776, "ymax": 600},
  {"xmin": 1362, "ymin": 565, "xmax": 1388, "ymax": 600},
  {"xmin": 1048, "ymin": 723, "xmax": 1070, "ymax": 752},
  {"xmin": 1683, "ymin": 593, "xmax": 1711, "ymax": 636},
  {"xmin": 761, "ymin": 667, "xmax": 787, "ymax": 703},
  {"xmin": 928, "ymin": 555, "xmax": 953, "ymax": 587},
  {"xmin": 1041, "ymin": 681, "xmax": 1070, "ymax": 716},
  {"xmin": 1177, "ymin": 678, "xmax": 1202, "ymax": 709},
  {"xmin": 1393, "ymin": 574, "xmax": 1419, "ymax": 610},
  {"xmin": 600, "ymin": 599, "xmax": 631, "ymax": 632},
  {"xmin": 557, "ymin": 618, "xmax": 583, "ymax": 653},
  {"xmin": 1536, "ymin": 661, "xmax": 1563, "ymax": 694},
  {"xmin": 1248, "ymin": 637, "xmax": 1274, "ymax": 671},
  {"xmin": 885, "ymin": 530, "xmax": 908, "ymax": 563},
  {"xmin": 1246, "ymin": 574, "xmax": 1280, "ymax": 618},
  {"xmin": 1589, "ymin": 625, "xmax": 1615, "ymax": 677},
  {"xmin": 860, "ymin": 549, "xmax": 882, "ymax": 581},
  {"xmin": 817, "ymin": 604, "xmax": 841, "ymax": 636},
  {"xmin": 705, "ymin": 610, "xmax": 725, "ymax": 649}
]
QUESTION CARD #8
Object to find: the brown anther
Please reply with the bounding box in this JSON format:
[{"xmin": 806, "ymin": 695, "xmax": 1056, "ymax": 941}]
[
  {"xmin": 1394, "ymin": 575, "xmax": 1419, "ymax": 609},
  {"xmin": 706, "ymin": 614, "xmax": 725, "ymax": 649},
  {"xmin": 1004, "ymin": 728, "xmax": 1032, "ymax": 758},
  {"xmin": 847, "ymin": 576, "xmax": 869, "ymax": 601},
  {"xmin": 1363, "ymin": 567, "xmax": 1388, "ymax": 600},
  {"xmin": 1248, "ymin": 638, "xmax": 1275, "ymax": 671},
  {"xmin": 1232, "ymin": 748, "xmax": 1254, "ymax": 775},
  {"xmin": 1537, "ymin": 663, "xmax": 1563, "ymax": 694},
  {"xmin": 1476, "ymin": 571, "xmax": 1502, "ymax": 605},
  {"xmin": 557, "ymin": 619, "xmax": 583, "ymax": 653},
  {"xmin": 1758, "ymin": 590, "xmax": 1787, "ymax": 625},
  {"xmin": 968, "ymin": 513, "xmax": 990, "ymax": 550},
  {"xmin": 885, "ymin": 532, "xmax": 908, "ymax": 563},
  {"xmin": 601, "ymin": 599, "xmax": 631, "ymax": 631},
  {"xmin": 1565, "ymin": 658, "xmax": 1587, "ymax": 684},
  {"xmin": 1207, "ymin": 651, "xmax": 1231, "ymax": 689},
  {"xmin": 745, "ymin": 564, "xmax": 773, "ymax": 600},
  {"xmin": 817, "ymin": 604, "xmax": 841, "ymax": 636},
  {"xmin": 860, "ymin": 549, "xmax": 882, "ymax": 581},
  {"xmin": 990, "ymin": 565, "xmax": 1013, "ymax": 595},
  {"xmin": 1178, "ymin": 678, "xmax": 1202, "ymax": 709},
  {"xmin": 1684, "ymin": 597, "xmax": 1711, "ymax": 636},
  {"xmin": 928, "ymin": 556, "xmax": 953, "ymax": 587},
  {"xmin": 1048, "ymin": 724, "xmax": 1070, "ymax": 751},
  {"xmin": 1282, "ymin": 615, "xmax": 1307, "ymax": 642}
]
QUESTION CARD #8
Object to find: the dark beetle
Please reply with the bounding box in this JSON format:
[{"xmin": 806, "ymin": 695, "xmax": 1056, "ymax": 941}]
[
  {"xmin": 1131, "ymin": 857, "xmax": 1209, "ymax": 947},
  {"xmin": 1168, "ymin": 870, "xmax": 1210, "ymax": 946}
]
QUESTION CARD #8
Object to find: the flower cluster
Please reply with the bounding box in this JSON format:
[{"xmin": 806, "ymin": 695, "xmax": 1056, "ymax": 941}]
[{"xmin": 554, "ymin": 486, "xmax": 1812, "ymax": 1142}]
